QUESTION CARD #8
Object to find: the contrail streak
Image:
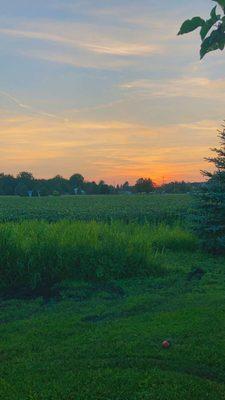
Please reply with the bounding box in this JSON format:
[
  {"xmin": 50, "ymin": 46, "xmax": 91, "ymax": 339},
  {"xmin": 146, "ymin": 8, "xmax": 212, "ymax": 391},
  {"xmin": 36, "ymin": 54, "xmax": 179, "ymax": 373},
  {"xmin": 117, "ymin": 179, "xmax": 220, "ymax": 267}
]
[
  {"xmin": 0, "ymin": 90, "xmax": 67, "ymax": 121},
  {"xmin": 0, "ymin": 90, "xmax": 32, "ymax": 110}
]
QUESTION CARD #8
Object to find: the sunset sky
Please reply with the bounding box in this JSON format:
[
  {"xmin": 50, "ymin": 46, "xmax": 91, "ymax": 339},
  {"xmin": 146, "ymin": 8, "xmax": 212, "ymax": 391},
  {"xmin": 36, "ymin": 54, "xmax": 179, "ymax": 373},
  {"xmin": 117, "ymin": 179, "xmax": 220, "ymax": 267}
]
[{"xmin": 0, "ymin": 0, "xmax": 225, "ymax": 184}]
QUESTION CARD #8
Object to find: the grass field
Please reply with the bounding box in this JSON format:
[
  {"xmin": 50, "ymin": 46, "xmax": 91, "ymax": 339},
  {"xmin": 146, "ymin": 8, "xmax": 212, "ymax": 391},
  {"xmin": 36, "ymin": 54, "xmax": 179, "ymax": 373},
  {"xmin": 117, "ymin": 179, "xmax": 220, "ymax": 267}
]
[{"xmin": 1, "ymin": 194, "xmax": 225, "ymax": 399}]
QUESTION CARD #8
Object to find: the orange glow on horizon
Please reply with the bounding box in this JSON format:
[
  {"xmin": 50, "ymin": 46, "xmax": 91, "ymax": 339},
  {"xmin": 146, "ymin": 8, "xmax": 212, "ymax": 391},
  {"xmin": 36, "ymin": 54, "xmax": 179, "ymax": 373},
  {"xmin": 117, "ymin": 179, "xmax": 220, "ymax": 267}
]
[{"xmin": 0, "ymin": 113, "xmax": 216, "ymax": 185}]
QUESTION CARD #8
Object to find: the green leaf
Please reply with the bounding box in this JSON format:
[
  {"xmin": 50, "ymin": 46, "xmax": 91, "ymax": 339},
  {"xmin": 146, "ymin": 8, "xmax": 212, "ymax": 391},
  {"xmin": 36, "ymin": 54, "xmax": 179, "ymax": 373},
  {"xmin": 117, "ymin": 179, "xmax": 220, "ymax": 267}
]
[
  {"xmin": 200, "ymin": 37, "xmax": 218, "ymax": 59},
  {"xmin": 211, "ymin": 5, "xmax": 217, "ymax": 19},
  {"xmin": 213, "ymin": 0, "xmax": 225, "ymax": 11},
  {"xmin": 200, "ymin": 9, "xmax": 221, "ymax": 40},
  {"xmin": 178, "ymin": 17, "xmax": 205, "ymax": 35},
  {"xmin": 200, "ymin": 29, "xmax": 225, "ymax": 58},
  {"xmin": 217, "ymin": 30, "xmax": 225, "ymax": 49},
  {"xmin": 200, "ymin": 22, "xmax": 214, "ymax": 41}
]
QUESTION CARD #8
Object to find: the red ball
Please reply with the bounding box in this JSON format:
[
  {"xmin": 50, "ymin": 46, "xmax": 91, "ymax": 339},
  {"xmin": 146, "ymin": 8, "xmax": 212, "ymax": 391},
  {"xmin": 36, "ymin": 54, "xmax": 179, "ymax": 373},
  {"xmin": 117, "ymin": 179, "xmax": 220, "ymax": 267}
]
[{"xmin": 162, "ymin": 340, "xmax": 170, "ymax": 349}]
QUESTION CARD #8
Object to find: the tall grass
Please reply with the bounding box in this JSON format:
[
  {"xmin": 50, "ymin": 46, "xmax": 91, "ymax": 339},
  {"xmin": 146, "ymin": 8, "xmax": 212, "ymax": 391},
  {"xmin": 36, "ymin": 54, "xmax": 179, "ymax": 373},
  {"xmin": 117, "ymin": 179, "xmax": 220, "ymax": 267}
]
[{"xmin": 0, "ymin": 221, "xmax": 197, "ymax": 299}]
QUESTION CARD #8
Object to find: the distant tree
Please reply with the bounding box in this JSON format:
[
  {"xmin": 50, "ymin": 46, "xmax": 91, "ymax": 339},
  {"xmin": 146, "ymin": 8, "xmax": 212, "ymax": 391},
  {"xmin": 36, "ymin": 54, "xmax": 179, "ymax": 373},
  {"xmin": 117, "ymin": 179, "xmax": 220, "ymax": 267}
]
[
  {"xmin": 34, "ymin": 179, "xmax": 51, "ymax": 196},
  {"xmin": 122, "ymin": 181, "xmax": 131, "ymax": 191},
  {"xmin": 161, "ymin": 181, "xmax": 193, "ymax": 194},
  {"xmin": 16, "ymin": 171, "xmax": 35, "ymax": 196},
  {"xmin": 17, "ymin": 171, "xmax": 34, "ymax": 182},
  {"xmin": 69, "ymin": 174, "xmax": 84, "ymax": 191},
  {"xmin": 15, "ymin": 182, "xmax": 30, "ymax": 196},
  {"xmin": 83, "ymin": 181, "xmax": 98, "ymax": 195},
  {"xmin": 49, "ymin": 175, "xmax": 70, "ymax": 195},
  {"xmin": 116, "ymin": 181, "xmax": 132, "ymax": 194},
  {"xmin": 178, "ymin": 1, "xmax": 225, "ymax": 59},
  {"xmin": 134, "ymin": 178, "xmax": 155, "ymax": 194},
  {"xmin": 0, "ymin": 173, "xmax": 16, "ymax": 195},
  {"xmin": 97, "ymin": 180, "xmax": 111, "ymax": 194}
]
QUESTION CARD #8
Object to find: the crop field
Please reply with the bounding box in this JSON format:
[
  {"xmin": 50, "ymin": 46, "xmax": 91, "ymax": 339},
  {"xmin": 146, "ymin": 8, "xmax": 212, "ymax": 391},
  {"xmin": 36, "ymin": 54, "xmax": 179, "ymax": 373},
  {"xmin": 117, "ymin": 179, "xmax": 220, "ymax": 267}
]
[
  {"xmin": 1, "ymin": 194, "xmax": 225, "ymax": 399},
  {"xmin": 0, "ymin": 194, "xmax": 191, "ymax": 224}
]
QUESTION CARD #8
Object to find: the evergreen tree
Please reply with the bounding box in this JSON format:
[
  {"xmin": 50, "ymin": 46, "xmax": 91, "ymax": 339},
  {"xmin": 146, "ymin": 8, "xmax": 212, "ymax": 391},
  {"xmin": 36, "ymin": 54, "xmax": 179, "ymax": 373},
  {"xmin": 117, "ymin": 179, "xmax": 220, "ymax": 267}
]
[{"xmin": 194, "ymin": 126, "xmax": 225, "ymax": 253}]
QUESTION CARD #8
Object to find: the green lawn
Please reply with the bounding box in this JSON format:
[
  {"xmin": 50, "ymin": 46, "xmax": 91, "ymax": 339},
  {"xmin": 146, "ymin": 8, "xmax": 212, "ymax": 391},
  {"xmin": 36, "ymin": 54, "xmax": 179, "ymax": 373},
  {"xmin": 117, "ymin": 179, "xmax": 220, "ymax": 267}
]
[{"xmin": 1, "ymin": 250, "xmax": 225, "ymax": 399}]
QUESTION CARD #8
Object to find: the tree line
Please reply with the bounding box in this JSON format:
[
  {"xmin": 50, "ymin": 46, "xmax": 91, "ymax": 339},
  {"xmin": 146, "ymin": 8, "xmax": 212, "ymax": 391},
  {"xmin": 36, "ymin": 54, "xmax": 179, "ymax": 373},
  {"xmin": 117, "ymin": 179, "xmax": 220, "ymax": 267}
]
[{"xmin": 0, "ymin": 171, "xmax": 201, "ymax": 196}]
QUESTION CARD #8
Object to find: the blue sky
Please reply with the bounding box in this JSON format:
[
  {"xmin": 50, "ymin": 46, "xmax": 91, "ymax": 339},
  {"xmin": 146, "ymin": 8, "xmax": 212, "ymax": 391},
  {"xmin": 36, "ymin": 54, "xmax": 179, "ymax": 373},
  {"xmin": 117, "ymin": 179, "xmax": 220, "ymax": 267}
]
[{"xmin": 0, "ymin": 0, "xmax": 224, "ymax": 183}]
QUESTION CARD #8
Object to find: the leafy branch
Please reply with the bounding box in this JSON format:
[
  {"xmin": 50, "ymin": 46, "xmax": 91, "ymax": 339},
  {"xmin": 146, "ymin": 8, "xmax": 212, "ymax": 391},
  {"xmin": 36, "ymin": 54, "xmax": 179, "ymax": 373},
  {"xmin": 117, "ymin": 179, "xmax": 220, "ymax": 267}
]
[{"xmin": 178, "ymin": 0, "xmax": 225, "ymax": 59}]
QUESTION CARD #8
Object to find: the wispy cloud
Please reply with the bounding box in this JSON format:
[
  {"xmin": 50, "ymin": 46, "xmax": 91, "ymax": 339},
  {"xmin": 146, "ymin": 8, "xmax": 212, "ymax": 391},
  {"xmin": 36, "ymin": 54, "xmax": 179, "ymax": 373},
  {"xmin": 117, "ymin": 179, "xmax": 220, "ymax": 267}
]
[
  {"xmin": 19, "ymin": 49, "xmax": 133, "ymax": 70},
  {"xmin": 120, "ymin": 77, "xmax": 225, "ymax": 99},
  {"xmin": 0, "ymin": 90, "xmax": 61, "ymax": 119},
  {"xmin": 0, "ymin": 17, "xmax": 163, "ymax": 72},
  {"xmin": 54, "ymin": 1, "xmax": 179, "ymax": 32},
  {"xmin": 0, "ymin": 25, "xmax": 160, "ymax": 57}
]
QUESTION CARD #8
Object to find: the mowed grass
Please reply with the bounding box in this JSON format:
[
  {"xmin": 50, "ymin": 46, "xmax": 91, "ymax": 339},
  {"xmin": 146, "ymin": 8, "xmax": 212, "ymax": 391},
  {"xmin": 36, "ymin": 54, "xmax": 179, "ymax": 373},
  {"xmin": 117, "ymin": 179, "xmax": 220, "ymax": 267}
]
[{"xmin": 1, "ymin": 251, "xmax": 225, "ymax": 399}]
